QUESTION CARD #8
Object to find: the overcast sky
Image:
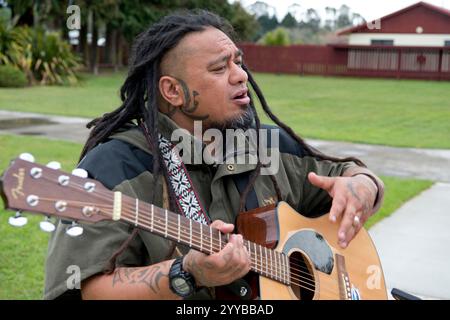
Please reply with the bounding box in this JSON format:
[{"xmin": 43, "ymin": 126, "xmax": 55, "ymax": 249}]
[{"xmin": 231, "ymin": 0, "xmax": 450, "ymax": 22}]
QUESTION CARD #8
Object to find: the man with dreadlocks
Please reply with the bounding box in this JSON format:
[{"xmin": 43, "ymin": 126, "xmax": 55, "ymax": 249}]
[{"xmin": 44, "ymin": 10, "xmax": 384, "ymax": 300}]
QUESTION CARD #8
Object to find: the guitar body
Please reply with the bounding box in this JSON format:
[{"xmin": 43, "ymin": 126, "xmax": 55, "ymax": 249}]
[{"xmin": 237, "ymin": 202, "xmax": 388, "ymax": 300}]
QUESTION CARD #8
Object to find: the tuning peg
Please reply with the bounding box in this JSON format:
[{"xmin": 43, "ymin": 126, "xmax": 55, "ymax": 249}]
[
  {"xmin": 19, "ymin": 153, "xmax": 35, "ymax": 163},
  {"xmin": 8, "ymin": 211, "xmax": 28, "ymax": 227},
  {"xmin": 39, "ymin": 216, "xmax": 56, "ymax": 233},
  {"xmin": 71, "ymin": 168, "xmax": 88, "ymax": 178},
  {"xmin": 46, "ymin": 161, "xmax": 61, "ymax": 170},
  {"xmin": 65, "ymin": 222, "xmax": 83, "ymax": 237}
]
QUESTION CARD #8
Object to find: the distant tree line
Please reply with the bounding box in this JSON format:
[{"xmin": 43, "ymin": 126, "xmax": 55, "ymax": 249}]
[
  {"xmin": 1, "ymin": 0, "xmax": 367, "ymax": 80},
  {"xmin": 247, "ymin": 1, "xmax": 366, "ymax": 45},
  {"xmin": 2, "ymin": 0, "xmax": 259, "ymax": 74}
]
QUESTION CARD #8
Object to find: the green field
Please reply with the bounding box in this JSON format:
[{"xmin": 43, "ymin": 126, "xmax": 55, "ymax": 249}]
[
  {"xmin": 0, "ymin": 135, "xmax": 81, "ymax": 299},
  {"xmin": 1, "ymin": 72, "xmax": 449, "ymax": 148},
  {"xmin": 0, "ymin": 134, "xmax": 433, "ymax": 299}
]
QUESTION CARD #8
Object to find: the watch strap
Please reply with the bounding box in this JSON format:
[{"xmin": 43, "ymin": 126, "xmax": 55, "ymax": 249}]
[{"xmin": 169, "ymin": 256, "xmax": 197, "ymax": 298}]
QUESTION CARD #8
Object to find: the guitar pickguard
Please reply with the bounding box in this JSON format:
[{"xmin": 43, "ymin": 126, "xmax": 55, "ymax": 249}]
[{"xmin": 282, "ymin": 230, "xmax": 334, "ymax": 275}]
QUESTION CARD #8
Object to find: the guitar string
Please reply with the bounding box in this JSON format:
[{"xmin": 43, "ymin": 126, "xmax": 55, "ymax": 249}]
[
  {"xmin": 34, "ymin": 196, "xmax": 342, "ymax": 295},
  {"xmin": 28, "ymin": 172, "xmax": 328, "ymax": 284},
  {"xmin": 35, "ymin": 196, "xmax": 352, "ymax": 297},
  {"xmin": 47, "ymin": 199, "xmax": 322, "ymax": 294},
  {"xmin": 30, "ymin": 173, "xmax": 315, "ymax": 276},
  {"xmin": 33, "ymin": 181, "xmax": 315, "ymax": 284}
]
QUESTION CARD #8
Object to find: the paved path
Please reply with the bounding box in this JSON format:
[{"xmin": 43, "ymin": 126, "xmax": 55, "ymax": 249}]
[
  {"xmin": 369, "ymin": 183, "xmax": 450, "ymax": 300},
  {"xmin": 1, "ymin": 109, "xmax": 450, "ymax": 299},
  {"xmin": 0, "ymin": 110, "xmax": 90, "ymax": 144},
  {"xmin": 308, "ymin": 139, "xmax": 450, "ymax": 183}
]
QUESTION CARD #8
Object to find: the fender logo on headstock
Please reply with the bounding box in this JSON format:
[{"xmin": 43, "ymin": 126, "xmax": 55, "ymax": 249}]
[{"xmin": 11, "ymin": 168, "xmax": 25, "ymax": 199}]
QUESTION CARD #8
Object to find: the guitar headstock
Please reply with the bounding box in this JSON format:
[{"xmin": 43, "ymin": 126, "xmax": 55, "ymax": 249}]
[{"xmin": 1, "ymin": 154, "xmax": 112, "ymax": 234}]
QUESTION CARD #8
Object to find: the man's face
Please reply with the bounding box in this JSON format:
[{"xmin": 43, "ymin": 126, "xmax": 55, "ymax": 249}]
[{"xmin": 159, "ymin": 27, "xmax": 251, "ymax": 132}]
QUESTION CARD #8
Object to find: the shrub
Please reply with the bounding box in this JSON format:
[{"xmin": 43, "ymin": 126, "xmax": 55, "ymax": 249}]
[
  {"xmin": 30, "ymin": 28, "xmax": 81, "ymax": 85},
  {"xmin": 0, "ymin": 64, "xmax": 27, "ymax": 87},
  {"xmin": 260, "ymin": 27, "xmax": 291, "ymax": 46},
  {"xmin": 0, "ymin": 25, "xmax": 80, "ymax": 85}
]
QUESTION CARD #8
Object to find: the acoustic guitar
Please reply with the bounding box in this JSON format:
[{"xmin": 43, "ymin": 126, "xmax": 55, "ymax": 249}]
[{"xmin": 1, "ymin": 155, "xmax": 388, "ymax": 300}]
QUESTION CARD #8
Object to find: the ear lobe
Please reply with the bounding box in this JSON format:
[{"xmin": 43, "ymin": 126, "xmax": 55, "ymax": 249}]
[{"xmin": 159, "ymin": 76, "xmax": 183, "ymax": 107}]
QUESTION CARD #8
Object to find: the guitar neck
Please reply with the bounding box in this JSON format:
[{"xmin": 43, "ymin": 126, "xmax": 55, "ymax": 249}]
[{"xmin": 115, "ymin": 195, "xmax": 290, "ymax": 285}]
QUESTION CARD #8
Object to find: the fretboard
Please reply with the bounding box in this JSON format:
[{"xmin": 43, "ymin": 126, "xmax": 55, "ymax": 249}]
[{"xmin": 116, "ymin": 195, "xmax": 290, "ymax": 285}]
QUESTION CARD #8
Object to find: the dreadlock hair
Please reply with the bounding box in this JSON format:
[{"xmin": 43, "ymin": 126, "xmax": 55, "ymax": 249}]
[{"xmin": 79, "ymin": 10, "xmax": 365, "ymax": 273}]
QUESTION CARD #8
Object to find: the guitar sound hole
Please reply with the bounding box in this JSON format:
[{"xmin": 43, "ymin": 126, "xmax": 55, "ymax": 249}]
[{"xmin": 289, "ymin": 251, "xmax": 315, "ymax": 300}]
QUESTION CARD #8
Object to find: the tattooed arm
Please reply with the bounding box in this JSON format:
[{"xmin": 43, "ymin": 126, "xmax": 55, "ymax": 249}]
[
  {"xmin": 307, "ymin": 167, "xmax": 384, "ymax": 249},
  {"xmin": 81, "ymin": 260, "xmax": 180, "ymax": 300},
  {"xmin": 81, "ymin": 220, "xmax": 250, "ymax": 300}
]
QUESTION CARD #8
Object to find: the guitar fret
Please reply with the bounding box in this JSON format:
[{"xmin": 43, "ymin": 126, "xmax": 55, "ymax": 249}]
[
  {"xmin": 270, "ymin": 249, "xmax": 274, "ymax": 281},
  {"xmin": 284, "ymin": 254, "xmax": 289, "ymax": 284},
  {"xmin": 219, "ymin": 232, "xmax": 222, "ymax": 250},
  {"xmin": 280, "ymin": 253, "xmax": 285, "ymax": 283},
  {"xmin": 200, "ymin": 224, "xmax": 203, "ymax": 252},
  {"xmin": 189, "ymin": 219, "xmax": 192, "ymax": 248},
  {"xmin": 134, "ymin": 198, "xmax": 139, "ymax": 227},
  {"xmin": 265, "ymin": 247, "xmax": 268, "ymax": 276},
  {"xmin": 253, "ymin": 242, "xmax": 258, "ymax": 272},
  {"xmin": 209, "ymin": 227, "xmax": 212, "ymax": 254},
  {"xmin": 164, "ymin": 209, "xmax": 168, "ymax": 238},
  {"xmin": 280, "ymin": 252, "xmax": 284, "ymax": 283},
  {"xmin": 177, "ymin": 214, "xmax": 180, "ymax": 243},
  {"xmin": 275, "ymin": 252, "xmax": 280, "ymax": 282},
  {"xmin": 151, "ymin": 204, "xmax": 154, "ymax": 232},
  {"xmin": 259, "ymin": 245, "xmax": 263, "ymax": 276}
]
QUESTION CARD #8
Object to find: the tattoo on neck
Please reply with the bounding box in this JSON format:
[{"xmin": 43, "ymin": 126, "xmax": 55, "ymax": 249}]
[{"xmin": 165, "ymin": 102, "xmax": 178, "ymax": 118}]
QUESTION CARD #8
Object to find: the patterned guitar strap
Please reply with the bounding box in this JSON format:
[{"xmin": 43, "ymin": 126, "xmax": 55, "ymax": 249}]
[
  {"xmin": 140, "ymin": 122, "xmax": 211, "ymax": 225},
  {"xmin": 158, "ymin": 134, "xmax": 211, "ymax": 225}
]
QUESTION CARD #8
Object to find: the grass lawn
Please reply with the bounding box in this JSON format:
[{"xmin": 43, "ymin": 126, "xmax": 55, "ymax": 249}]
[
  {"xmin": 0, "ymin": 134, "xmax": 433, "ymax": 299},
  {"xmin": 0, "ymin": 135, "xmax": 81, "ymax": 299},
  {"xmin": 1, "ymin": 72, "xmax": 449, "ymax": 149}
]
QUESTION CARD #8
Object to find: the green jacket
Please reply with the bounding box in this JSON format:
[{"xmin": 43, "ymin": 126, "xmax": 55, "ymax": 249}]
[{"xmin": 44, "ymin": 113, "xmax": 383, "ymax": 300}]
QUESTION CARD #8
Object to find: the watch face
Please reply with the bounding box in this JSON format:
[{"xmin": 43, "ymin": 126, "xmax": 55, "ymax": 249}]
[{"xmin": 172, "ymin": 277, "xmax": 191, "ymax": 295}]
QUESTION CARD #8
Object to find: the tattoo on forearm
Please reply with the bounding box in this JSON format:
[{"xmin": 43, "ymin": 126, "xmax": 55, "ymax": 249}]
[{"xmin": 112, "ymin": 266, "xmax": 168, "ymax": 294}]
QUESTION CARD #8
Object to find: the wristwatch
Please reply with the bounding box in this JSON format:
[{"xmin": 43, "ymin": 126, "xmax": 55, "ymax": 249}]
[{"xmin": 169, "ymin": 256, "xmax": 197, "ymax": 298}]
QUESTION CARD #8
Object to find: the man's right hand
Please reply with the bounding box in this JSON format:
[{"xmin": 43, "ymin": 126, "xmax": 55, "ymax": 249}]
[{"xmin": 182, "ymin": 220, "xmax": 251, "ymax": 287}]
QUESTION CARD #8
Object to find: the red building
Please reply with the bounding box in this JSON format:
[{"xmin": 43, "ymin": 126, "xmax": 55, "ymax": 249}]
[{"xmin": 241, "ymin": 2, "xmax": 450, "ymax": 80}]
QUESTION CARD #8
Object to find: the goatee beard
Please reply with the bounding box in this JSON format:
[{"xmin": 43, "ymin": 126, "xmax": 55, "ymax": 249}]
[{"xmin": 207, "ymin": 106, "xmax": 255, "ymax": 131}]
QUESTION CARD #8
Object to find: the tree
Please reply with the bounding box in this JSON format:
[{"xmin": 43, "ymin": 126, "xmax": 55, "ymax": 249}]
[
  {"xmin": 227, "ymin": 2, "xmax": 259, "ymax": 41},
  {"xmin": 281, "ymin": 12, "xmax": 297, "ymax": 29},
  {"xmin": 287, "ymin": 3, "xmax": 301, "ymax": 21},
  {"xmin": 260, "ymin": 27, "xmax": 290, "ymax": 46},
  {"xmin": 352, "ymin": 13, "xmax": 365, "ymax": 26},
  {"xmin": 302, "ymin": 8, "xmax": 321, "ymax": 33},
  {"xmin": 247, "ymin": 1, "xmax": 275, "ymax": 18},
  {"xmin": 325, "ymin": 6, "xmax": 337, "ymax": 30},
  {"xmin": 336, "ymin": 4, "xmax": 352, "ymax": 29},
  {"xmin": 255, "ymin": 14, "xmax": 278, "ymax": 40}
]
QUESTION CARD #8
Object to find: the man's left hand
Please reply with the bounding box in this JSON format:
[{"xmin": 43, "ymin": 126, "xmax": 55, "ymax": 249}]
[{"xmin": 307, "ymin": 172, "xmax": 378, "ymax": 249}]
